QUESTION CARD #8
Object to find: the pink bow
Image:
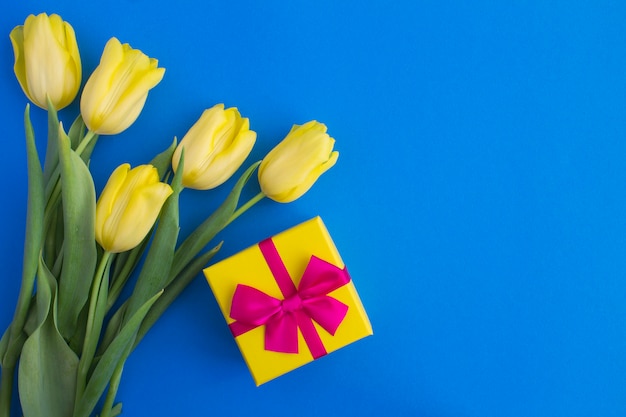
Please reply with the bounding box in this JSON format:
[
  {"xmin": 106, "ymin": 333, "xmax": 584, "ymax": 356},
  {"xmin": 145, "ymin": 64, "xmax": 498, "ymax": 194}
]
[{"xmin": 228, "ymin": 238, "xmax": 350, "ymax": 359}]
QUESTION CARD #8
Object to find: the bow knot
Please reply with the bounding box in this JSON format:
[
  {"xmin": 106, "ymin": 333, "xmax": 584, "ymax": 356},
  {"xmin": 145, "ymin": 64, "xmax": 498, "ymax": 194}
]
[
  {"xmin": 282, "ymin": 294, "xmax": 303, "ymax": 313},
  {"xmin": 229, "ymin": 238, "xmax": 351, "ymax": 359}
]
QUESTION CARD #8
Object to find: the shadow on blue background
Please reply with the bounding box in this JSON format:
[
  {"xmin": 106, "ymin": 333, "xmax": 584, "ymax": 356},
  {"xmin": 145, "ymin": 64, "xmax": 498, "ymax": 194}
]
[{"xmin": 1, "ymin": 1, "xmax": 626, "ymax": 416}]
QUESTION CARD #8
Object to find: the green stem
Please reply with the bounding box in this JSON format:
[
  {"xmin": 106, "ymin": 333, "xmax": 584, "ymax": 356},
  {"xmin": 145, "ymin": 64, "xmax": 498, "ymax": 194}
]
[
  {"xmin": 75, "ymin": 130, "xmax": 96, "ymax": 156},
  {"xmin": 225, "ymin": 192, "xmax": 265, "ymax": 228},
  {"xmin": 76, "ymin": 251, "xmax": 113, "ymax": 400},
  {"xmin": 99, "ymin": 343, "xmax": 131, "ymax": 417},
  {"xmin": 105, "ymin": 240, "xmax": 149, "ymax": 314},
  {"xmin": 43, "ymin": 129, "xmax": 96, "ymax": 204},
  {"xmin": 0, "ymin": 366, "xmax": 15, "ymax": 417}
]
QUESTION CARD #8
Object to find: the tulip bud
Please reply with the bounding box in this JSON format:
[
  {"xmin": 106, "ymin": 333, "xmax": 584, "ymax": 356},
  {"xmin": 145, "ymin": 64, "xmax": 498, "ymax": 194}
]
[
  {"xmin": 258, "ymin": 121, "xmax": 338, "ymax": 203},
  {"xmin": 172, "ymin": 104, "xmax": 256, "ymax": 190},
  {"xmin": 96, "ymin": 164, "xmax": 172, "ymax": 253},
  {"xmin": 80, "ymin": 37, "xmax": 165, "ymax": 135},
  {"xmin": 10, "ymin": 13, "xmax": 81, "ymax": 110}
]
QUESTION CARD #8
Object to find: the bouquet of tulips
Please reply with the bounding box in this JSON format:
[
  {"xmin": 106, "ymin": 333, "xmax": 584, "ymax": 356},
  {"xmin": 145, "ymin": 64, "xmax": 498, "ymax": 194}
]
[{"xmin": 0, "ymin": 13, "xmax": 339, "ymax": 417}]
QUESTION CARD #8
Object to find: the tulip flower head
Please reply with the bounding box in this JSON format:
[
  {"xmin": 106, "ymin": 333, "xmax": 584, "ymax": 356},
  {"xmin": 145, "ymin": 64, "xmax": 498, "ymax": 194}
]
[
  {"xmin": 96, "ymin": 164, "xmax": 172, "ymax": 253},
  {"xmin": 10, "ymin": 13, "xmax": 81, "ymax": 109},
  {"xmin": 172, "ymin": 104, "xmax": 257, "ymax": 190},
  {"xmin": 81, "ymin": 37, "xmax": 165, "ymax": 135},
  {"xmin": 258, "ymin": 121, "xmax": 338, "ymax": 203}
]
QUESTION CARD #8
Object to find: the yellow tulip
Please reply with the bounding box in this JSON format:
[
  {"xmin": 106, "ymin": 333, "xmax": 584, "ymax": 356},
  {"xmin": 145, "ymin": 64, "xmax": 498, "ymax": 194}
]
[
  {"xmin": 172, "ymin": 104, "xmax": 256, "ymax": 190},
  {"xmin": 258, "ymin": 121, "xmax": 338, "ymax": 203},
  {"xmin": 80, "ymin": 37, "xmax": 165, "ymax": 135},
  {"xmin": 10, "ymin": 13, "xmax": 81, "ymax": 109},
  {"xmin": 96, "ymin": 164, "xmax": 172, "ymax": 253}
]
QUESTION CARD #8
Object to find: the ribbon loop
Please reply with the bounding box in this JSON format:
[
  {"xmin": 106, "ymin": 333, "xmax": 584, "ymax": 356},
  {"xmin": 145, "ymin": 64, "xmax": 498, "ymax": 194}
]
[{"xmin": 230, "ymin": 285, "xmax": 281, "ymax": 326}]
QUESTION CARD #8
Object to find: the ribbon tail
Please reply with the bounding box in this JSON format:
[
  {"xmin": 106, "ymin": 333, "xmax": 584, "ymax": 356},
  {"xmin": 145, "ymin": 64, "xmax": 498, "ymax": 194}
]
[
  {"xmin": 296, "ymin": 311, "xmax": 328, "ymax": 359},
  {"xmin": 265, "ymin": 312, "xmax": 299, "ymax": 354},
  {"xmin": 229, "ymin": 321, "xmax": 259, "ymax": 337}
]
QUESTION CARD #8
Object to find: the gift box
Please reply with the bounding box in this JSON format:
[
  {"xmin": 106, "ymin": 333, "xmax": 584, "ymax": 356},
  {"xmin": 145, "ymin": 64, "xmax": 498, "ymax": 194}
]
[{"xmin": 204, "ymin": 216, "xmax": 373, "ymax": 385}]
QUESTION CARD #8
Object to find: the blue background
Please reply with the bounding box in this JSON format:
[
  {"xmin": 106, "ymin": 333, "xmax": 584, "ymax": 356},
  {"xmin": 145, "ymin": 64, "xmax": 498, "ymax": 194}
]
[{"xmin": 2, "ymin": 1, "xmax": 626, "ymax": 416}]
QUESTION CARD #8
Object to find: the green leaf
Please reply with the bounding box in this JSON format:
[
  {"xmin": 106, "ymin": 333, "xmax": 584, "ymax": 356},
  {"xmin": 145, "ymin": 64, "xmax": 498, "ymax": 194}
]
[
  {"xmin": 22, "ymin": 300, "xmax": 39, "ymax": 336},
  {"xmin": 110, "ymin": 250, "xmax": 132, "ymax": 282},
  {"xmin": 97, "ymin": 301, "xmax": 127, "ymax": 357},
  {"xmin": 135, "ymin": 242, "xmax": 222, "ymax": 347},
  {"xmin": 170, "ymin": 161, "xmax": 260, "ymax": 279},
  {"xmin": 73, "ymin": 291, "xmax": 163, "ymax": 417},
  {"xmin": 57, "ymin": 125, "xmax": 97, "ymax": 340},
  {"xmin": 2, "ymin": 105, "xmax": 45, "ymax": 365},
  {"xmin": 67, "ymin": 114, "xmax": 87, "ymax": 149},
  {"xmin": 67, "ymin": 115, "xmax": 86, "ymax": 150},
  {"xmin": 0, "ymin": 332, "xmax": 27, "ymax": 373},
  {"xmin": 22, "ymin": 105, "xmax": 45, "ymax": 298},
  {"xmin": 110, "ymin": 403, "xmax": 123, "ymax": 417},
  {"xmin": 68, "ymin": 304, "xmax": 88, "ymax": 356},
  {"xmin": 45, "ymin": 208, "xmax": 64, "ymax": 276},
  {"xmin": 0, "ymin": 325, "xmax": 27, "ymax": 371},
  {"xmin": 42, "ymin": 101, "xmax": 63, "ymax": 269},
  {"xmin": 123, "ymin": 152, "xmax": 184, "ymax": 323},
  {"xmin": 149, "ymin": 138, "xmax": 177, "ymax": 180},
  {"xmin": 18, "ymin": 258, "xmax": 79, "ymax": 417},
  {"xmin": 0, "ymin": 328, "xmax": 9, "ymax": 363},
  {"xmin": 18, "ymin": 316, "xmax": 77, "ymax": 417},
  {"xmin": 43, "ymin": 99, "xmax": 60, "ymax": 187}
]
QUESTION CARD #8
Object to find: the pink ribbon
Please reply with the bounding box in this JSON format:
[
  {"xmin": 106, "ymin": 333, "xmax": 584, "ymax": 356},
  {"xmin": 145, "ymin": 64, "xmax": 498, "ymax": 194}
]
[{"xmin": 228, "ymin": 238, "xmax": 350, "ymax": 359}]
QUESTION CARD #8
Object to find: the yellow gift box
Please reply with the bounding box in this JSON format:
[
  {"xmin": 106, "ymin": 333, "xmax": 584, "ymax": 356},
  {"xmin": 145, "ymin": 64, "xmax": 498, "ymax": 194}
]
[{"xmin": 204, "ymin": 216, "xmax": 373, "ymax": 385}]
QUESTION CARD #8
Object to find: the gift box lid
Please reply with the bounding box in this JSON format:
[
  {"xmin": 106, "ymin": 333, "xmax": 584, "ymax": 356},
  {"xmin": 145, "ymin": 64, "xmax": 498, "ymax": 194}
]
[{"xmin": 204, "ymin": 216, "xmax": 373, "ymax": 385}]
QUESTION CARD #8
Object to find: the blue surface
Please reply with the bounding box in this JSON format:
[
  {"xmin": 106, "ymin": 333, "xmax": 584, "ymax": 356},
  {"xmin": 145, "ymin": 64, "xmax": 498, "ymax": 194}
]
[{"xmin": 2, "ymin": 1, "xmax": 626, "ymax": 416}]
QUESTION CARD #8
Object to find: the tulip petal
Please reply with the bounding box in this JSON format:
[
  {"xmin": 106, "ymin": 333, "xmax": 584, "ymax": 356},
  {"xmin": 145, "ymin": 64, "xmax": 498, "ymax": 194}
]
[
  {"xmin": 110, "ymin": 182, "xmax": 172, "ymax": 253},
  {"xmin": 81, "ymin": 38, "xmax": 164, "ymax": 135},
  {"xmin": 193, "ymin": 129, "xmax": 257, "ymax": 189},
  {"xmin": 95, "ymin": 93, "xmax": 149, "ymax": 136},
  {"xmin": 96, "ymin": 164, "xmax": 172, "ymax": 253},
  {"xmin": 259, "ymin": 121, "xmax": 338, "ymax": 202},
  {"xmin": 9, "ymin": 26, "xmax": 30, "ymax": 103},
  {"xmin": 24, "ymin": 14, "xmax": 75, "ymax": 108},
  {"xmin": 95, "ymin": 163, "xmax": 130, "ymax": 248},
  {"xmin": 173, "ymin": 104, "xmax": 256, "ymax": 190},
  {"xmin": 173, "ymin": 106, "xmax": 228, "ymax": 180},
  {"xmin": 10, "ymin": 14, "xmax": 81, "ymax": 109}
]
